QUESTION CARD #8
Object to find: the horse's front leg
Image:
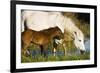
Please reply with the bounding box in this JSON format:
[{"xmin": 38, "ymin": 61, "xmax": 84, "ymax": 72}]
[
  {"xmin": 62, "ymin": 43, "xmax": 66, "ymax": 56},
  {"xmin": 53, "ymin": 40, "xmax": 57, "ymax": 56},
  {"xmin": 53, "ymin": 47, "xmax": 57, "ymax": 56}
]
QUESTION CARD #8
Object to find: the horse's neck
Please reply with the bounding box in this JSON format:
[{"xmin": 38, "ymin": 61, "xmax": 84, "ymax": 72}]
[
  {"xmin": 62, "ymin": 17, "xmax": 80, "ymax": 38},
  {"xmin": 64, "ymin": 22, "xmax": 81, "ymax": 39},
  {"xmin": 55, "ymin": 14, "xmax": 65, "ymax": 33}
]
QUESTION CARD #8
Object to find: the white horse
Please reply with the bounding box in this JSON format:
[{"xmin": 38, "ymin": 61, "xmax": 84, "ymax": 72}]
[{"xmin": 21, "ymin": 11, "xmax": 86, "ymax": 54}]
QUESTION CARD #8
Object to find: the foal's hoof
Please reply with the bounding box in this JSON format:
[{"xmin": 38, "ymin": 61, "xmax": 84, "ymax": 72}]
[{"xmin": 25, "ymin": 50, "xmax": 31, "ymax": 57}]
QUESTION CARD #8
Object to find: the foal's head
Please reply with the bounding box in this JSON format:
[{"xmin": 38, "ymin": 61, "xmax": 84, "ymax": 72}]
[{"xmin": 49, "ymin": 27, "xmax": 64, "ymax": 39}]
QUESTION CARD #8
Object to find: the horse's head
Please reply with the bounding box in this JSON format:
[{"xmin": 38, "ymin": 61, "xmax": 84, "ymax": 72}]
[
  {"xmin": 73, "ymin": 30, "xmax": 86, "ymax": 54},
  {"xmin": 63, "ymin": 17, "xmax": 86, "ymax": 54}
]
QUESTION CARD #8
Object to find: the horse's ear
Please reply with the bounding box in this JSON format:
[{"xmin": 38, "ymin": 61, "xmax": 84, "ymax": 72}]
[
  {"xmin": 74, "ymin": 31, "xmax": 77, "ymax": 35},
  {"xmin": 73, "ymin": 31, "xmax": 77, "ymax": 37},
  {"xmin": 72, "ymin": 31, "xmax": 77, "ymax": 38}
]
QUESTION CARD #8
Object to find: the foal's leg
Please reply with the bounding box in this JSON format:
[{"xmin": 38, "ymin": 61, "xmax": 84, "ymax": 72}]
[
  {"xmin": 22, "ymin": 42, "xmax": 31, "ymax": 56},
  {"xmin": 40, "ymin": 45, "xmax": 48, "ymax": 57},
  {"xmin": 22, "ymin": 43, "xmax": 27, "ymax": 56},
  {"xmin": 40, "ymin": 45, "xmax": 44, "ymax": 56}
]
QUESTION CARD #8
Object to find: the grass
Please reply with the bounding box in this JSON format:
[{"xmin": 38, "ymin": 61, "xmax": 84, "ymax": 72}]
[{"xmin": 21, "ymin": 49, "xmax": 90, "ymax": 63}]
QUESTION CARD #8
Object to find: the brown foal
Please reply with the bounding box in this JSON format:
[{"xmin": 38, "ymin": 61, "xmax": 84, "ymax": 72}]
[{"xmin": 22, "ymin": 27, "xmax": 64, "ymax": 57}]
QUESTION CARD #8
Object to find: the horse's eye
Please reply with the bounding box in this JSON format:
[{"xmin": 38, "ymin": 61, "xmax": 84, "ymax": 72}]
[{"xmin": 79, "ymin": 40, "xmax": 81, "ymax": 42}]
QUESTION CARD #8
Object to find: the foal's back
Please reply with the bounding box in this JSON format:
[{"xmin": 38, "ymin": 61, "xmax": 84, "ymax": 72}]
[
  {"xmin": 41, "ymin": 27, "xmax": 63, "ymax": 37},
  {"xmin": 32, "ymin": 27, "xmax": 63, "ymax": 45}
]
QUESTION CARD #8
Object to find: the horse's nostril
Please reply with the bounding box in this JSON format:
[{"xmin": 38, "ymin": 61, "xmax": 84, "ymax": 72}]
[{"xmin": 80, "ymin": 50, "xmax": 85, "ymax": 55}]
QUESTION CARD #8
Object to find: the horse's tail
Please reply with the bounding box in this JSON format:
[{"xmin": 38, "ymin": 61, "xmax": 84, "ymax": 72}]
[
  {"xmin": 21, "ymin": 10, "xmax": 28, "ymax": 32},
  {"xmin": 24, "ymin": 20, "xmax": 28, "ymax": 30}
]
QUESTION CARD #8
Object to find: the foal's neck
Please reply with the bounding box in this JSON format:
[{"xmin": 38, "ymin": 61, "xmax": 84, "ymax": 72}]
[{"xmin": 48, "ymin": 28, "xmax": 60, "ymax": 38}]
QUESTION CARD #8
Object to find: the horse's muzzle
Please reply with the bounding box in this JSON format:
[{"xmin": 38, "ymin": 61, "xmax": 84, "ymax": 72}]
[{"xmin": 80, "ymin": 50, "xmax": 86, "ymax": 55}]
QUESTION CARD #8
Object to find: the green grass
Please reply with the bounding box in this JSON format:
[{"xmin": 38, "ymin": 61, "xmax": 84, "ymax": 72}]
[{"xmin": 21, "ymin": 51, "xmax": 90, "ymax": 63}]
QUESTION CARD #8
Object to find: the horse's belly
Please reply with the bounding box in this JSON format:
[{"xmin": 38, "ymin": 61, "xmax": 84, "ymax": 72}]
[{"xmin": 24, "ymin": 11, "xmax": 60, "ymax": 31}]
